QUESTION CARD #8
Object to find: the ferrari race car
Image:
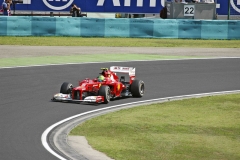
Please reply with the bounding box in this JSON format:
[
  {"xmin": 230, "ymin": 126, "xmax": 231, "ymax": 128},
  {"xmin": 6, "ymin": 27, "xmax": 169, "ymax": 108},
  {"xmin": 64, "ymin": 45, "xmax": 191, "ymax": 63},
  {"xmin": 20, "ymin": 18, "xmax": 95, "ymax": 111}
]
[{"xmin": 51, "ymin": 66, "xmax": 144, "ymax": 104}]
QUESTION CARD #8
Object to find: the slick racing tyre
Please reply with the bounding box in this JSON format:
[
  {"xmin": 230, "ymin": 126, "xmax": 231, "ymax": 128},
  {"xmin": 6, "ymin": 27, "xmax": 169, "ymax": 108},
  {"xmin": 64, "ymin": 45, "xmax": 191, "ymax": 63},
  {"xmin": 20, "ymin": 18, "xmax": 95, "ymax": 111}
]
[
  {"xmin": 98, "ymin": 85, "xmax": 111, "ymax": 104},
  {"xmin": 60, "ymin": 82, "xmax": 73, "ymax": 94},
  {"xmin": 131, "ymin": 80, "xmax": 144, "ymax": 97}
]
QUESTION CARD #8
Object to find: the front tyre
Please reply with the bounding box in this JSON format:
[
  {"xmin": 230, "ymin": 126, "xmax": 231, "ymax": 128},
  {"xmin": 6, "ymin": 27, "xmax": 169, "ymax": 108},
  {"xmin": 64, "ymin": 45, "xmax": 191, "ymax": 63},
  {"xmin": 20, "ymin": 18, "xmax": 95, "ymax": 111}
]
[
  {"xmin": 60, "ymin": 82, "xmax": 73, "ymax": 94},
  {"xmin": 98, "ymin": 85, "xmax": 111, "ymax": 104},
  {"xmin": 131, "ymin": 80, "xmax": 144, "ymax": 97}
]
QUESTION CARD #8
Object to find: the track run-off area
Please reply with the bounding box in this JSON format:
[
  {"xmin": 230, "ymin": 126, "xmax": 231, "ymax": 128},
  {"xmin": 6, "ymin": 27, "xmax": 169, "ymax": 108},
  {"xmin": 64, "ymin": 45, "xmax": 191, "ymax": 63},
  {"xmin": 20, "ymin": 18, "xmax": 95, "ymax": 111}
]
[{"xmin": 0, "ymin": 47, "xmax": 240, "ymax": 160}]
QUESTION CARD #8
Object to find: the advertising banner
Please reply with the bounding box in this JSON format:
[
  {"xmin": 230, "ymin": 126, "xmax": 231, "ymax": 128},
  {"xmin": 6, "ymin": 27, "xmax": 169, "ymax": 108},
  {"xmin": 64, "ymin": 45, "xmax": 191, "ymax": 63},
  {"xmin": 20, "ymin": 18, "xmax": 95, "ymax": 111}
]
[{"xmin": 13, "ymin": 0, "xmax": 240, "ymax": 15}]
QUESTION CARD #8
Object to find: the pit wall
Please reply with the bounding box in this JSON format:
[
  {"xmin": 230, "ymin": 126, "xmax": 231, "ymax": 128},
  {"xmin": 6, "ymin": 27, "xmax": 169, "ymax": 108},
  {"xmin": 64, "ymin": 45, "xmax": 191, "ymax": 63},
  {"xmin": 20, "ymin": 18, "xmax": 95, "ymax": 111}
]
[{"xmin": 0, "ymin": 16, "xmax": 240, "ymax": 39}]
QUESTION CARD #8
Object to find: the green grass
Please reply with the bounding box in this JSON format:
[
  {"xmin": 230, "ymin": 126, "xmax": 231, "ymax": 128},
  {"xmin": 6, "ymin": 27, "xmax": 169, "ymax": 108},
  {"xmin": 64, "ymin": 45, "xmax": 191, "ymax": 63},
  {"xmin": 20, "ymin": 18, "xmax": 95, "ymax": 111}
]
[
  {"xmin": 0, "ymin": 54, "xmax": 196, "ymax": 67},
  {"xmin": 70, "ymin": 94, "xmax": 240, "ymax": 160},
  {"xmin": 1, "ymin": 37, "xmax": 240, "ymax": 48}
]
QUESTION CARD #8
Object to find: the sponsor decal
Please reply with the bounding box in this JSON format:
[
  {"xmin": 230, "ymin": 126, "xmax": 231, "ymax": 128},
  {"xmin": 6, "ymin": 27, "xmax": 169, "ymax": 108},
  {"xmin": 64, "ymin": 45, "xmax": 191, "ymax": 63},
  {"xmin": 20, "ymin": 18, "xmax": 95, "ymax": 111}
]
[
  {"xmin": 42, "ymin": 0, "xmax": 74, "ymax": 10},
  {"xmin": 231, "ymin": 0, "xmax": 240, "ymax": 13},
  {"xmin": 23, "ymin": 0, "xmax": 31, "ymax": 4},
  {"xmin": 117, "ymin": 83, "xmax": 120, "ymax": 91},
  {"xmin": 114, "ymin": 66, "xmax": 120, "ymax": 70},
  {"xmin": 97, "ymin": 0, "xmax": 157, "ymax": 7},
  {"xmin": 112, "ymin": 66, "xmax": 129, "ymax": 71}
]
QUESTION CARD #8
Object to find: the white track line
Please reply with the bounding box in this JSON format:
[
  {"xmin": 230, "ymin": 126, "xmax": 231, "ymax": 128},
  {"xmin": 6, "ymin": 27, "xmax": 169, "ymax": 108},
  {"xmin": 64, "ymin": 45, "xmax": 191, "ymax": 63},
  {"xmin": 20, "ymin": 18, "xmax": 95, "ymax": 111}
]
[
  {"xmin": 41, "ymin": 90, "xmax": 240, "ymax": 160},
  {"xmin": 1, "ymin": 57, "xmax": 240, "ymax": 69}
]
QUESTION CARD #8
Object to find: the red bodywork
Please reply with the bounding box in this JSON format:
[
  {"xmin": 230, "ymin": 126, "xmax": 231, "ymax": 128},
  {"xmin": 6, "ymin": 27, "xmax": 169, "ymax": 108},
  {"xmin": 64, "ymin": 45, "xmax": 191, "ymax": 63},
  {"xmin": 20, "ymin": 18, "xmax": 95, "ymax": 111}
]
[{"xmin": 71, "ymin": 69, "xmax": 135, "ymax": 101}]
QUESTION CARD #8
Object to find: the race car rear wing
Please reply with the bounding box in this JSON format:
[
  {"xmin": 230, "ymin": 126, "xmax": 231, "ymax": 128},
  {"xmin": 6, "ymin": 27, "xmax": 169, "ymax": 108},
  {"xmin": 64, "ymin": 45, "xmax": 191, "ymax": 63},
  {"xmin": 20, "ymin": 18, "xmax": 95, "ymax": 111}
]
[
  {"xmin": 110, "ymin": 66, "xmax": 135, "ymax": 76},
  {"xmin": 110, "ymin": 66, "xmax": 135, "ymax": 83}
]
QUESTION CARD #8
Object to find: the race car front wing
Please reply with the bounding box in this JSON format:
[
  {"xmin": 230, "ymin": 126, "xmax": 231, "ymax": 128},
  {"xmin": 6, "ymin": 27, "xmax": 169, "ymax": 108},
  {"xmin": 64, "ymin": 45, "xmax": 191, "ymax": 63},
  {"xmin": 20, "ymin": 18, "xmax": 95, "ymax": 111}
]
[{"xmin": 51, "ymin": 93, "xmax": 104, "ymax": 103}]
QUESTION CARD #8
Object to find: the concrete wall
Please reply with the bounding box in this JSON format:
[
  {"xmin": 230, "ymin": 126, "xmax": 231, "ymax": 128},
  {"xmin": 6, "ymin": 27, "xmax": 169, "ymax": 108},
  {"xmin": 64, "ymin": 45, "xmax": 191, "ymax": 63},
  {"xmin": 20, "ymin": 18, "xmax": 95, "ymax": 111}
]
[{"xmin": 0, "ymin": 16, "xmax": 239, "ymax": 39}]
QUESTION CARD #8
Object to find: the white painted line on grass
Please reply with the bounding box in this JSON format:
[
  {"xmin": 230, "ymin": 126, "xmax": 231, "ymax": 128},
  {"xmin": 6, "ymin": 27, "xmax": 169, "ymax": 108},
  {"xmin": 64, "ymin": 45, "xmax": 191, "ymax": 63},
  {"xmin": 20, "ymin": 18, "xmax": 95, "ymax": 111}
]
[{"xmin": 41, "ymin": 90, "xmax": 240, "ymax": 160}]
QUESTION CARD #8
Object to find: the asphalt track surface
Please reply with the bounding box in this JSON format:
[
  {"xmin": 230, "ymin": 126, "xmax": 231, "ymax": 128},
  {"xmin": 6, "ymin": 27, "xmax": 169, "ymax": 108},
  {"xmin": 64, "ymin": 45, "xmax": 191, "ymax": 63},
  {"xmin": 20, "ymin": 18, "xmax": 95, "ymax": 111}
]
[{"xmin": 0, "ymin": 48, "xmax": 240, "ymax": 160}]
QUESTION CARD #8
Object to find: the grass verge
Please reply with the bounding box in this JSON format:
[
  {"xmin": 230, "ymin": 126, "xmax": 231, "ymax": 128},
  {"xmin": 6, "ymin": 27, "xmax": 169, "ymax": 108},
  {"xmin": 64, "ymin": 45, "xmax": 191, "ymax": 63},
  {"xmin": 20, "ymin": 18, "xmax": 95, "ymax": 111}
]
[
  {"xmin": 70, "ymin": 94, "xmax": 240, "ymax": 160},
  {"xmin": 0, "ymin": 54, "xmax": 197, "ymax": 68},
  {"xmin": 0, "ymin": 37, "xmax": 240, "ymax": 48}
]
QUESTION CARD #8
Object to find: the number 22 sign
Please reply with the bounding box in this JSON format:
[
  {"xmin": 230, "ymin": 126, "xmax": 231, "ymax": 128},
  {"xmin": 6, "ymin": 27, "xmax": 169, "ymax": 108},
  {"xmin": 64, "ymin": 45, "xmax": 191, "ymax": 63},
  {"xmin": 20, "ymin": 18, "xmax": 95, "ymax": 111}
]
[{"xmin": 184, "ymin": 5, "xmax": 195, "ymax": 16}]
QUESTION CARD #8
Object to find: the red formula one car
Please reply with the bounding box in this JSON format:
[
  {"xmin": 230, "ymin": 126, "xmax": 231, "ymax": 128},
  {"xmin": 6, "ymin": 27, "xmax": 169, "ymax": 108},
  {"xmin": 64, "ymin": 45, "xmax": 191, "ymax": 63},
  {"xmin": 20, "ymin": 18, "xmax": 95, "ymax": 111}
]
[{"xmin": 51, "ymin": 66, "xmax": 144, "ymax": 104}]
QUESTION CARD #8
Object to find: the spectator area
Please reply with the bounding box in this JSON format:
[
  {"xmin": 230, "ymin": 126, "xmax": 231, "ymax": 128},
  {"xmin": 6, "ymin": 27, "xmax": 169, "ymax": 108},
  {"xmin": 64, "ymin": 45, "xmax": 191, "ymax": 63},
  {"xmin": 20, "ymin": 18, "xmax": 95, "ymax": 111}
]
[{"xmin": 0, "ymin": 16, "xmax": 239, "ymax": 39}]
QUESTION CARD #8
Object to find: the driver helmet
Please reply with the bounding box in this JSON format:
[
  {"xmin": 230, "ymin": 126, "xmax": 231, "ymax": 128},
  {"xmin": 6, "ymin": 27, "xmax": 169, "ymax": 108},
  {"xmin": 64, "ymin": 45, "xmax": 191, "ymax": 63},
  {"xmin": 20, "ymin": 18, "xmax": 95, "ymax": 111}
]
[
  {"xmin": 98, "ymin": 75, "xmax": 105, "ymax": 82},
  {"xmin": 104, "ymin": 71, "xmax": 111, "ymax": 77}
]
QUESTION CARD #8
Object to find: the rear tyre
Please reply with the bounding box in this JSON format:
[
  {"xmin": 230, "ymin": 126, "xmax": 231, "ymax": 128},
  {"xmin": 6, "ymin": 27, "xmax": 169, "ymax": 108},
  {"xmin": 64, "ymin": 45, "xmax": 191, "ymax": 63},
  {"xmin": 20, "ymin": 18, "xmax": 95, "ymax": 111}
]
[
  {"xmin": 98, "ymin": 85, "xmax": 111, "ymax": 104},
  {"xmin": 60, "ymin": 82, "xmax": 73, "ymax": 94},
  {"xmin": 131, "ymin": 80, "xmax": 144, "ymax": 97}
]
